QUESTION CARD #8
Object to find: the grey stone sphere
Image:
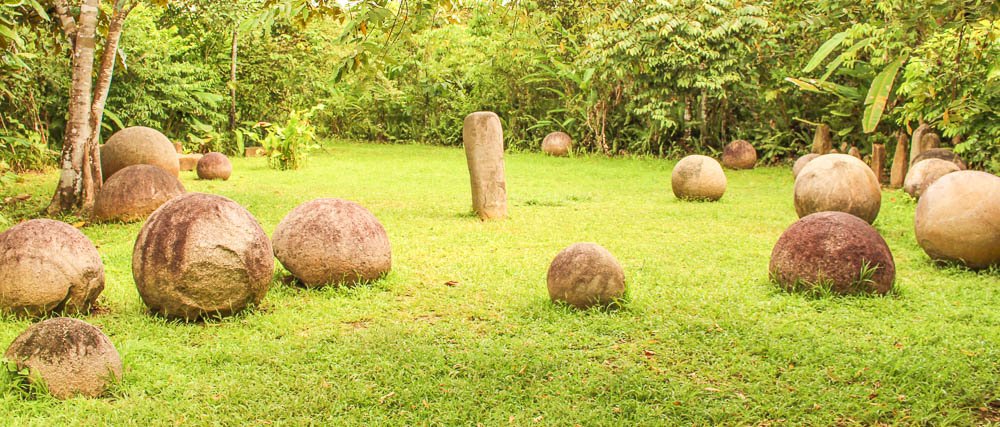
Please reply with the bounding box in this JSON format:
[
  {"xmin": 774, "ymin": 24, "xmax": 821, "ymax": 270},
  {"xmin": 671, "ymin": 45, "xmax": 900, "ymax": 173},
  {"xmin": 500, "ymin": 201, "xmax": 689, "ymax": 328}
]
[
  {"xmin": 547, "ymin": 243, "xmax": 625, "ymax": 309},
  {"xmin": 196, "ymin": 152, "xmax": 232, "ymax": 181},
  {"xmin": 903, "ymin": 158, "xmax": 960, "ymax": 199},
  {"xmin": 914, "ymin": 171, "xmax": 1000, "ymax": 269},
  {"xmin": 541, "ymin": 132, "xmax": 572, "ymax": 156},
  {"xmin": 794, "ymin": 154, "xmax": 881, "ymax": 223},
  {"xmin": 100, "ymin": 126, "xmax": 179, "ymax": 181},
  {"xmin": 671, "ymin": 155, "xmax": 727, "ymax": 201},
  {"xmin": 92, "ymin": 164, "xmax": 186, "ymax": 223}
]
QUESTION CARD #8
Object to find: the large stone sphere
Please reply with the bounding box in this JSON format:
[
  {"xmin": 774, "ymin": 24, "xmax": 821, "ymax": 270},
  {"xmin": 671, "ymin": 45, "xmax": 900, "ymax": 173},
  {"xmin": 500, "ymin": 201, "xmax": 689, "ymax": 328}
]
[
  {"xmin": 770, "ymin": 212, "xmax": 895, "ymax": 295},
  {"xmin": 903, "ymin": 158, "xmax": 960, "ymax": 199},
  {"xmin": 4, "ymin": 317, "xmax": 122, "ymax": 399},
  {"xmin": 547, "ymin": 243, "xmax": 625, "ymax": 309},
  {"xmin": 541, "ymin": 132, "xmax": 572, "ymax": 157},
  {"xmin": 132, "ymin": 193, "xmax": 273, "ymax": 320},
  {"xmin": 0, "ymin": 219, "xmax": 104, "ymax": 317},
  {"xmin": 914, "ymin": 171, "xmax": 1000, "ymax": 269},
  {"xmin": 721, "ymin": 139, "xmax": 757, "ymax": 169},
  {"xmin": 272, "ymin": 199, "xmax": 392, "ymax": 287},
  {"xmin": 794, "ymin": 154, "xmax": 881, "ymax": 223},
  {"xmin": 92, "ymin": 165, "xmax": 186, "ymax": 223},
  {"xmin": 792, "ymin": 153, "xmax": 820, "ymax": 178},
  {"xmin": 178, "ymin": 153, "xmax": 203, "ymax": 172},
  {"xmin": 100, "ymin": 126, "xmax": 179, "ymax": 181},
  {"xmin": 196, "ymin": 152, "xmax": 232, "ymax": 181},
  {"xmin": 912, "ymin": 148, "xmax": 966, "ymax": 170},
  {"xmin": 671, "ymin": 155, "xmax": 727, "ymax": 201}
]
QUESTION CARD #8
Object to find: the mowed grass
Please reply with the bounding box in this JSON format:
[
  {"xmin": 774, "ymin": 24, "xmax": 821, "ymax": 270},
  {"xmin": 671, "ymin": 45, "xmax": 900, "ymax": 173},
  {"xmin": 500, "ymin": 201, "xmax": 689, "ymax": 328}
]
[{"xmin": 0, "ymin": 141, "xmax": 998, "ymax": 425}]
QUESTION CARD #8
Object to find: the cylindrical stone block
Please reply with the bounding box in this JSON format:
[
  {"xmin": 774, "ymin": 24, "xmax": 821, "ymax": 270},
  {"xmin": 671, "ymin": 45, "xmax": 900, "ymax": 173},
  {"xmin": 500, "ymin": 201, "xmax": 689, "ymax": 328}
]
[{"xmin": 463, "ymin": 112, "xmax": 507, "ymax": 220}]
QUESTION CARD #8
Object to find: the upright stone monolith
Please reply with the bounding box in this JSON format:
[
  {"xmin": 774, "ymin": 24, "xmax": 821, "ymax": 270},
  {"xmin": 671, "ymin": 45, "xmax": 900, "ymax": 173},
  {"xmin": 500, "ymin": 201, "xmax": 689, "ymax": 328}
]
[
  {"xmin": 812, "ymin": 124, "xmax": 832, "ymax": 155},
  {"xmin": 890, "ymin": 132, "xmax": 909, "ymax": 188},
  {"xmin": 909, "ymin": 123, "xmax": 931, "ymax": 164},
  {"xmin": 463, "ymin": 112, "xmax": 507, "ymax": 220},
  {"xmin": 848, "ymin": 146, "xmax": 861, "ymax": 159},
  {"xmin": 871, "ymin": 144, "xmax": 887, "ymax": 185}
]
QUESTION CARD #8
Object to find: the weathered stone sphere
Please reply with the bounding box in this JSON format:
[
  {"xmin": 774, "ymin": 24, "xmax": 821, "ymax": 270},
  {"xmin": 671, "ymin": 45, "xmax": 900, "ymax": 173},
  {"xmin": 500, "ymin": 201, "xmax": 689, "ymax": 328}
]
[
  {"xmin": 272, "ymin": 199, "xmax": 392, "ymax": 287},
  {"xmin": 912, "ymin": 148, "xmax": 966, "ymax": 169},
  {"xmin": 178, "ymin": 153, "xmax": 203, "ymax": 172},
  {"xmin": 92, "ymin": 165, "xmax": 186, "ymax": 223},
  {"xmin": 903, "ymin": 158, "xmax": 959, "ymax": 199},
  {"xmin": 0, "ymin": 219, "xmax": 104, "ymax": 317},
  {"xmin": 100, "ymin": 126, "xmax": 179, "ymax": 181},
  {"xmin": 541, "ymin": 132, "xmax": 572, "ymax": 157},
  {"xmin": 671, "ymin": 155, "xmax": 727, "ymax": 201},
  {"xmin": 132, "ymin": 193, "xmax": 273, "ymax": 320},
  {"xmin": 721, "ymin": 139, "xmax": 757, "ymax": 169},
  {"xmin": 914, "ymin": 171, "xmax": 1000, "ymax": 269},
  {"xmin": 547, "ymin": 243, "xmax": 625, "ymax": 309},
  {"xmin": 792, "ymin": 153, "xmax": 820, "ymax": 178},
  {"xmin": 794, "ymin": 154, "xmax": 881, "ymax": 223},
  {"xmin": 770, "ymin": 212, "xmax": 895, "ymax": 295},
  {"xmin": 196, "ymin": 152, "xmax": 232, "ymax": 180}
]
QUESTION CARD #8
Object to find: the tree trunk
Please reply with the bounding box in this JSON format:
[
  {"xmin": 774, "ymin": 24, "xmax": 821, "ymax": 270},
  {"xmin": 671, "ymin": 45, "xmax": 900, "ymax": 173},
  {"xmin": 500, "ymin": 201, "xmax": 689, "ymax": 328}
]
[
  {"xmin": 228, "ymin": 27, "xmax": 238, "ymax": 132},
  {"xmin": 699, "ymin": 90, "xmax": 708, "ymax": 147}
]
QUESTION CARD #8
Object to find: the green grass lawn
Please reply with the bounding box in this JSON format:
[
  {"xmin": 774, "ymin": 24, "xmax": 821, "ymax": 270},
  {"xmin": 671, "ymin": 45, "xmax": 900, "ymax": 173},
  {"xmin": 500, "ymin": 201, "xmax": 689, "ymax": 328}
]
[{"xmin": 1, "ymin": 141, "xmax": 998, "ymax": 425}]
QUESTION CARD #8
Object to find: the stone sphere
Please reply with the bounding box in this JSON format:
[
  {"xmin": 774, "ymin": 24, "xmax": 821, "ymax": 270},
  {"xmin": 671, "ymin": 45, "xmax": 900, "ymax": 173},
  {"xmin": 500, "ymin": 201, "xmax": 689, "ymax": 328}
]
[
  {"xmin": 912, "ymin": 148, "xmax": 966, "ymax": 170},
  {"xmin": 721, "ymin": 139, "xmax": 757, "ymax": 169},
  {"xmin": 100, "ymin": 126, "xmax": 179, "ymax": 181},
  {"xmin": 541, "ymin": 132, "xmax": 572, "ymax": 157},
  {"xmin": 792, "ymin": 153, "xmax": 820, "ymax": 178},
  {"xmin": 671, "ymin": 155, "xmax": 727, "ymax": 201},
  {"xmin": 914, "ymin": 171, "xmax": 1000, "ymax": 269},
  {"xmin": 92, "ymin": 165, "xmax": 186, "ymax": 223},
  {"xmin": 794, "ymin": 154, "xmax": 881, "ymax": 223},
  {"xmin": 132, "ymin": 193, "xmax": 274, "ymax": 320},
  {"xmin": 4, "ymin": 317, "xmax": 122, "ymax": 399},
  {"xmin": 272, "ymin": 198, "xmax": 392, "ymax": 287},
  {"xmin": 903, "ymin": 158, "xmax": 960, "ymax": 199},
  {"xmin": 0, "ymin": 219, "xmax": 104, "ymax": 317},
  {"xmin": 770, "ymin": 212, "xmax": 895, "ymax": 295},
  {"xmin": 196, "ymin": 152, "xmax": 232, "ymax": 181},
  {"xmin": 178, "ymin": 153, "xmax": 203, "ymax": 172},
  {"xmin": 547, "ymin": 243, "xmax": 625, "ymax": 309}
]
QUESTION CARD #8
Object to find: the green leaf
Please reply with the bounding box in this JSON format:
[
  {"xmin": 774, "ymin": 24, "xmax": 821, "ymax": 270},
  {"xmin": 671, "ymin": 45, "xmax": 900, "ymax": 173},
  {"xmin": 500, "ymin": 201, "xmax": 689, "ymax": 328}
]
[
  {"xmin": 821, "ymin": 37, "xmax": 873, "ymax": 80},
  {"xmin": 862, "ymin": 58, "xmax": 904, "ymax": 133},
  {"xmin": 803, "ymin": 31, "xmax": 848, "ymax": 73}
]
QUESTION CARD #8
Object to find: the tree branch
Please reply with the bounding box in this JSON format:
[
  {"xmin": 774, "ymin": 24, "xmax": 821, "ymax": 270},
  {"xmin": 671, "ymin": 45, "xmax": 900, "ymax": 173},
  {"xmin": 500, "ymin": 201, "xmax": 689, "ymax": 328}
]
[{"xmin": 51, "ymin": 0, "xmax": 78, "ymax": 45}]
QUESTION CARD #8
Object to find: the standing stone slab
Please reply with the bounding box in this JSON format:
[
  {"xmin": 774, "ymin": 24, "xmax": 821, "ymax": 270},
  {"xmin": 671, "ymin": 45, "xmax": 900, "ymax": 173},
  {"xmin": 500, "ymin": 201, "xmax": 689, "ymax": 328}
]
[
  {"xmin": 812, "ymin": 124, "xmax": 832, "ymax": 155},
  {"xmin": 848, "ymin": 146, "xmax": 861, "ymax": 159},
  {"xmin": 890, "ymin": 132, "xmax": 908, "ymax": 188},
  {"xmin": 909, "ymin": 123, "xmax": 931, "ymax": 165},
  {"xmin": 463, "ymin": 112, "xmax": 507, "ymax": 220},
  {"xmin": 870, "ymin": 144, "xmax": 887, "ymax": 185}
]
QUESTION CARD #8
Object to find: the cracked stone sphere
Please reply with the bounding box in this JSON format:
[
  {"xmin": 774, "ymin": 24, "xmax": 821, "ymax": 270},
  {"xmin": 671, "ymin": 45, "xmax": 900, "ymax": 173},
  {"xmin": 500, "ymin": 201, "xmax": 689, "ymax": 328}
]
[
  {"xmin": 914, "ymin": 170, "xmax": 1000, "ymax": 269},
  {"xmin": 100, "ymin": 126, "xmax": 179, "ymax": 181},
  {"xmin": 671, "ymin": 155, "xmax": 727, "ymax": 201},
  {"xmin": 794, "ymin": 154, "xmax": 881, "ymax": 223},
  {"xmin": 92, "ymin": 164, "xmax": 186, "ymax": 223},
  {"xmin": 547, "ymin": 243, "xmax": 625, "ymax": 309}
]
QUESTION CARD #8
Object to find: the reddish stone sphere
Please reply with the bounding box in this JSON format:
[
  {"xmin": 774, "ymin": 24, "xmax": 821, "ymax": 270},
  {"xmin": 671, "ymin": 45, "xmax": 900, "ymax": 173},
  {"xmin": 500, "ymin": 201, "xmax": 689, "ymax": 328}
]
[
  {"xmin": 547, "ymin": 243, "xmax": 625, "ymax": 309},
  {"xmin": 914, "ymin": 171, "xmax": 1000, "ymax": 269},
  {"xmin": 196, "ymin": 152, "xmax": 232, "ymax": 180},
  {"xmin": 721, "ymin": 139, "xmax": 757, "ymax": 169},
  {"xmin": 541, "ymin": 132, "xmax": 572, "ymax": 157},
  {"xmin": 100, "ymin": 126, "xmax": 179, "ymax": 181},
  {"xmin": 92, "ymin": 164, "xmax": 186, "ymax": 223}
]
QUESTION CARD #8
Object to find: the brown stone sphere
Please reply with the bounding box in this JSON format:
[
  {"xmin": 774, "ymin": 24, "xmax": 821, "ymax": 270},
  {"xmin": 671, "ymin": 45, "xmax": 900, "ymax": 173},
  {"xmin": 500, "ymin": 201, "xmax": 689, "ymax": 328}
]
[
  {"xmin": 92, "ymin": 165, "xmax": 186, "ymax": 223},
  {"xmin": 671, "ymin": 155, "xmax": 727, "ymax": 201},
  {"xmin": 0, "ymin": 219, "xmax": 104, "ymax": 317},
  {"xmin": 196, "ymin": 152, "xmax": 232, "ymax": 181},
  {"xmin": 272, "ymin": 198, "xmax": 392, "ymax": 287},
  {"xmin": 914, "ymin": 171, "xmax": 1000, "ymax": 269},
  {"xmin": 100, "ymin": 126, "xmax": 179, "ymax": 181},
  {"xmin": 4, "ymin": 317, "xmax": 122, "ymax": 399},
  {"xmin": 912, "ymin": 148, "xmax": 967, "ymax": 170},
  {"xmin": 794, "ymin": 154, "xmax": 881, "ymax": 224},
  {"xmin": 178, "ymin": 153, "xmax": 203, "ymax": 172},
  {"xmin": 770, "ymin": 211, "xmax": 895, "ymax": 295},
  {"xmin": 541, "ymin": 132, "xmax": 572, "ymax": 157},
  {"xmin": 132, "ymin": 193, "xmax": 274, "ymax": 320},
  {"xmin": 792, "ymin": 153, "xmax": 820, "ymax": 178},
  {"xmin": 903, "ymin": 158, "xmax": 959, "ymax": 199},
  {"xmin": 547, "ymin": 243, "xmax": 625, "ymax": 309},
  {"xmin": 721, "ymin": 139, "xmax": 757, "ymax": 169}
]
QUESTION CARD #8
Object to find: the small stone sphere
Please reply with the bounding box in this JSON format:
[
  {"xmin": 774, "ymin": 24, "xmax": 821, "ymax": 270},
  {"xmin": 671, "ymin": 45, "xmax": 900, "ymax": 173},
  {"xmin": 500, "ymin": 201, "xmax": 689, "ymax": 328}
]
[
  {"xmin": 101, "ymin": 126, "xmax": 179, "ymax": 181},
  {"xmin": 4, "ymin": 317, "xmax": 123, "ymax": 399},
  {"xmin": 794, "ymin": 154, "xmax": 881, "ymax": 224},
  {"xmin": 132, "ymin": 193, "xmax": 274, "ymax": 320},
  {"xmin": 196, "ymin": 152, "xmax": 232, "ymax": 181},
  {"xmin": 541, "ymin": 132, "xmax": 572, "ymax": 157},
  {"xmin": 92, "ymin": 165, "xmax": 186, "ymax": 223},
  {"xmin": 912, "ymin": 148, "xmax": 966, "ymax": 170},
  {"xmin": 0, "ymin": 219, "xmax": 104, "ymax": 317},
  {"xmin": 770, "ymin": 212, "xmax": 895, "ymax": 295},
  {"xmin": 671, "ymin": 155, "xmax": 727, "ymax": 201},
  {"xmin": 792, "ymin": 153, "xmax": 820, "ymax": 178},
  {"xmin": 178, "ymin": 153, "xmax": 203, "ymax": 172},
  {"xmin": 272, "ymin": 199, "xmax": 392, "ymax": 287},
  {"xmin": 903, "ymin": 158, "xmax": 960, "ymax": 199},
  {"xmin": 721, "ymin": 139, "xmax": 757, "ymax": 169},
  {"xmin": 546, "ymin": 243, "xmax": 625, "ymax": 309},
  {"xmin": 914, "ymin": 171, "xmax": 1000, "ymax": 269}
]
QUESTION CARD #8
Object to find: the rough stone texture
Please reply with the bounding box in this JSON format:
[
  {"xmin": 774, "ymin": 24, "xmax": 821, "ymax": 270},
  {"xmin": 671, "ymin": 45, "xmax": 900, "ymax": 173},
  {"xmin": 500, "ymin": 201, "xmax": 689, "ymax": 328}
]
[
  {"xmin": 463, "ymin": 112, "xmax": 507, "ymax": 220},
  {"xmin": 721, "ymin": 139, "xmax": 757, "ymax": 169},
  {"xmin": 812, "ymin": 124, "xmax": 832, "ymax": 154},
  {"xmin": 671, "ymin": 155, "xmax": 727, "ymax": 201},
  {"xmin": 245, "ymin": 147, "xmax": 266, "ymax": 157},
  {"xmin": 909, "ymin": 123, "xmax": 931, "ymax": 165},
  {"xmin": 92, "ymin": 165, "xmax": 186, "ymax": 223},
  {"xmin": 770, "ymin": 212, "xmax": 895, "ymax": 295},
  {"xmin": 547, "ymin": 243, "xmax": 625, "ymax": 309},
  {"xmin": 100, "ymin": 126, "xmax": 179, "ymax": 181},
  {"xmin": 196, "ymin": 152, "xmax": 232, "ymax": 181},
  {"xmin": 914, "ymin": 171, "xmax": 1000, "ymax": 269},
  {"xmin": 848, "ymin": 146, "xmax": 861, "ymax": 159},
  {"xmin": 921, "ymin": 132, "xmax": 941, "ymax": 153},
  {"xmin": 0, "ymin": 219, "xmax": 104, "ymax": 317},
  {"xmin": 178, "ymin": 154, "xmax": 203, "ymax": 172},
  {"xmin": 4, "ymin": 318, "xmax": 122, "ymax": 399},
  {"xmin": 132, "ymin": 193, "xmax": 273, "ymax": 320},
  {"xmin": 541, "ymin": 132, "xmax": 572, "ymax": 157},
  {"xmin": 903, "ymin": 158, "xmax": 960, "ymax": 199},
  {"xmin": 870, "ymin": 144, "xmax": 887, "ymax": 185},
  {"xmin": 794, "ymin": 154, "xmax": 882, "ymax": 224},
  {"xmin": 912, "ymin": 148, "xmax": 966, "ymax": 170},
  {"xmin": 793, "ymin": 154, "xmax": 820, "ymax": 179},
  {"xmin": 889, "ymin": 132, "xmax": 909, "ymax": 188},
  {"xmin": 272, "ymin": 198, "xmax": 392, "ymax": 287}
]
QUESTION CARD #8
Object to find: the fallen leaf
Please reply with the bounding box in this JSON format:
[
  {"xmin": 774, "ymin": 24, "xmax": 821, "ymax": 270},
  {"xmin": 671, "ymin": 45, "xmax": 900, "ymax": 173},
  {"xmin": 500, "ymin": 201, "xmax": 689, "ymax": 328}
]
[
  {"xmin": 444, "ymin": 281, "xmax": 459, "ymax": 287},
  {"xmin": 704, "ymin": 387, "xmax": 721, "ymax": 393},
  {"xmin": 643, "ymin": 350, "xmax": 656, "ymax": 357},
  {"xmin": 73, "ymin": 221, "xmax": 86, "ymax": 228},
  {"xmin": 379, "ymin": 391, "xmax": 395, "ymax": 404}
]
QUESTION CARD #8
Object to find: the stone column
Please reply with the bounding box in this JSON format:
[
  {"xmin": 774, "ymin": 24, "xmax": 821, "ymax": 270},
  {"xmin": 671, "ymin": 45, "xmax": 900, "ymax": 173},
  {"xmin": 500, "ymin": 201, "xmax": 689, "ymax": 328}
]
[
  {"xmin": 463, "ymin": 112, "xmax": 507, "ymax": 220},
  {"xmin": 871, "ymin": 144, "xmax": 886, "ymax": 185},
  {"xmin": 812, "ymin": 124, "xmax": 832, "ymax": 154},
  {"xmin": 909, "ymin": 123, "xmax": 930, "ymax": 164},
  {"xmin": 848, "ymin": 146, "xmax": 861, "ymax": 159},
  {"xmin": 889, "ymin": 132, "xmax": 908, "ymax": 188}
]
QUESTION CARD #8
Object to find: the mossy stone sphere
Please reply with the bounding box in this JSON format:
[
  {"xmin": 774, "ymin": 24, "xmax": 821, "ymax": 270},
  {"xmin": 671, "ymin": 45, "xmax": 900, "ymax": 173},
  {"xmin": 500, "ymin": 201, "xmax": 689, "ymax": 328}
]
[
  {"xmin": 794, "ymin": 154, "xmax": 881, "ymax": 223},
  {"xmin": 903, "ymin": 158, "xmax": 959, "ymax": 199},
  {"xmin": 272, "ymin": 198, "xmax": 392, "ymax": 287},
  {"xmin": 914, "ymin": 171, "xmax": 1000, "ymax": 269},
  {"xmin": 671, "ymin": 155, "xmax": 727, "ymax": 201},
  {"xmin": 100, "ymin": 126, "xmax": 179, "ymax": 181},
  {"xmin": 793, "ymin": 153, "xmax": 820, "ymax": 178},
  {"xmin": 721, "ymin": 139, "xmax": 757, "ymax": 169},
  {"xmin": 770, "ymin": 212, "xmax": 895, "ymax": 295},
  {"xmin": 196, "ymin": 152, "xmax": 232, "ymax": 181},
  {"xmin": 92, "ymin": 165, "xmax": 186, "ymax": 223},
  {"xmin": 547, "ymin": 243, "xmax": 625, "ymax": 309},
  {"xmin": 541, "ymin": 132, "xmax": 572, "ymax": 157}
]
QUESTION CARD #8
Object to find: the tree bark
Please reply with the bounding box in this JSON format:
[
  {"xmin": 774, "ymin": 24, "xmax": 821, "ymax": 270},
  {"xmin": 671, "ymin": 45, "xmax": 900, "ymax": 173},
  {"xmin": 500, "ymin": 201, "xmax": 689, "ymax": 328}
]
[{"xmin": 229, "ymin": 27, "xmax": 238, "ymax": 131}]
